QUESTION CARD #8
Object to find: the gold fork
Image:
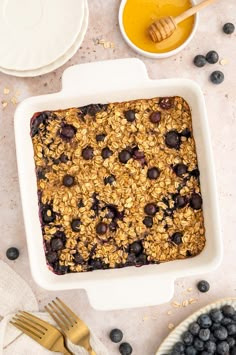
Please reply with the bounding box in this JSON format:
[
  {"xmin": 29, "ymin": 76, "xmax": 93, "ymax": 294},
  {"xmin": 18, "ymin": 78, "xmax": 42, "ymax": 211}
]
[
  {"xmin": 45, "ymin": 297, "xmax": 96, "ymax": 355},
  {"xmin": 10, "ymin": 311, "xmax": 73, "ymax": 354}
]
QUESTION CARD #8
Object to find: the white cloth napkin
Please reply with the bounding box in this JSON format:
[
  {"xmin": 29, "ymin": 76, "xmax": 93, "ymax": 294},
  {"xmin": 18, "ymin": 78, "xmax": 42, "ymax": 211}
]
[{"xmin": 0, "ymin": 261, "xmax": 108, "ymax": 355}]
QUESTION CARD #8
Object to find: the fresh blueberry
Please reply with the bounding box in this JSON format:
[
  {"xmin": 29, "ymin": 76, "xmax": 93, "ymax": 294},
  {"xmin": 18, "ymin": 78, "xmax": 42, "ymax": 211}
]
[
  {"xmin": 149, "ymin": 111, "xmax": 161, "ymax": 124},
  {"xmin": 172, "ymin": 342, "xmax": 185, "ymax": 352},
  {"xmin": 165, "ymin": 130, "xmax": 180, "ymax": 149},
  {"xmin": 129, "ymin": 241, "xmax": 142, "ymax": 255},
  {"xmin": 199, "ymin": 328, "xmax": 210, "ymax": 341},
  {"xmin": 71, "ymin": 219, "xmax": 81, "ymax": 232},
  {"xmin": 227, "ymin": 323, "xmax": 236, "ymax": 335},
  {"xmin": 185, "ymin": 346, "xmax": 197, "ymax": 355},
  {"xmin": 119, "ymin": 149, "xmax": 132, "ymax": 163},
  {"xmin": 173, "ymin": 163, "xmax": 188, "ymax": 177},
  {"xmin": 198, "ymin": 314, "xmax": 212, "ymax": 328},
  {"xmin": 144, "ymin": 203, "xmax": 158, "ymax": 216},
  {"xmin": 109, "ymin": 328, "xmax": 123, "ymax": 343},
  {"xmin": 206, "ymin": 50, "xmax": 219, "ymax": 64},
  {"xmin": 190, "ymin": 193, "xmax": 203, "ymax": 210},
  {"xmin": 147, "ymin": 167, "xmax": 160, "ymax": 180},
  {"xmin": 189, "ymin": 322, "xmax": 200, "ymax": 336},
  {"xmin": 119, "ymin": 342, "xmax": 132, "ymax": 355},
  {"xmin": 124, "ymin": 110, "xmax": 136, "ymax": 122},
  {"xmin": 217, "ymin": 341, "xmax": 229, "ymax": 355},
  {"xmin": 211, "ymin": 322, "xmax": 221, "ymax": 332},
  {"xmin": 197, "ymin": 280, "xmax": 210, "ymax": 293},
  {"xmin": 61, "ymin": 124, "xmax": 76, "ymax": 139},
  {"xmin": 63, "ymin": 174, "xmax": 75, "ymax": 187},
  {"xmin": 214, "ymin": 325, "xmax": 228, "ymax": 340},
  {"xmin": 96, "ymin": 133, "xmax": 106, "ymax": 142},
  {"xmin": 210, "ymin": 71, "xmax": 224, "ymax": 84},
  {"xmin": 221, "ymin": 305, "xmax": 235, "ymax": 318},
  {"xmin": 232, "ymin": 347, "xmax": 236, "ymax": 355},
  {"xmin": 193, "ymin": 55, "xmax": 207, "ymax": 67},
  {"xmin": 171, "ymin": 232, "xmax": 183, "ymax": 245},
  {"xmin": 223, "ymin": 23, "xmax": 235, "ymax": 34},
  {"xmin": 6, "ymin": 247, "xmax": 19, "ymax": 260},
  {"xmin": 143, "ymin": 216, "xmax": 153, "ymax": 228},
  {"xmin": 96, "ymin": 222, "xmax": 108, "ymax": 235},
  {"xmin": 51, "ymin": 237, "xmax": 64, "ymax": 251},
  {"xmin": 159, "ymin": 97, "xmax": 173, "ymax": 109},
  {"xmin": 46, "ymin": 251, "xmax": 58, "ymax": 264},
  {"xmin": 210, "ymin": 308, "xmax": 223, "ymax": 322},
  {"xmin": 205, "ymin": 340, "xmax": 216, "ymax": 353},
  {"xmin": 193, "ymin": 338, "xmax": 204, "ymax": 351},
  {"xmin": 221, "ymin": 317, "xmax": 232, "ymax": 326},
  {"xmin": 227, "ymin": 336, "xmax": 236, "ymax": 348},
  {"xmin": 82, "ymin": 146, "xmax": 94, "ymax": 160},
  {"xmin": 182, "ymin": 331, "xmax": 193, "ymax": 345},
  {"xmin": 102, "ymin": 147, "xmax": 113, "ymax": 159}
]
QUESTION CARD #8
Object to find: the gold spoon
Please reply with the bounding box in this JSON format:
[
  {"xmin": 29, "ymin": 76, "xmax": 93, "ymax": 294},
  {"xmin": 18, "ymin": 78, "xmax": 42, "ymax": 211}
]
[{"xmin": 148, "ymin": 0, "xmax": 218, "ymax": 43}]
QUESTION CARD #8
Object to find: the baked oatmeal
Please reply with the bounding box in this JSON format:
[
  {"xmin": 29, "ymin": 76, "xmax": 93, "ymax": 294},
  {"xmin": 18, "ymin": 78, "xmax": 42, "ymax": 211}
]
[{"xmin": 31, "ymin": 96, "xmax": 205, "ymax": 274}]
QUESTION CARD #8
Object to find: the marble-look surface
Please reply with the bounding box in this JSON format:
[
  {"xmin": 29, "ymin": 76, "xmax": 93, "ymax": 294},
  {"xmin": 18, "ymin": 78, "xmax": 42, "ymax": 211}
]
[{"xmin": 0, "ymin": 1, "xmax": 236, "ymax": 354}]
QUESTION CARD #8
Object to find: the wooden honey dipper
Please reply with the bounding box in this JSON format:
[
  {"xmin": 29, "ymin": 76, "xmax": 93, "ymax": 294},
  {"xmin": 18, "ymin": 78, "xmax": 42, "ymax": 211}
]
[{"xmin": 148, "ymin": 0, "xmax": 217, "ymax": 43}]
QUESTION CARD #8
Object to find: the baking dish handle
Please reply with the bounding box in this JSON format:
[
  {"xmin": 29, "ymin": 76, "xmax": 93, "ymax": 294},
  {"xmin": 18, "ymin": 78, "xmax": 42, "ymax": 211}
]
[
  {"xmin": 61, "ymin": 58, "xmax": 150, "ymax": 93},
  {"xmin": 86, "ymin": 276, "xmax": 175, "ymax": 311}
]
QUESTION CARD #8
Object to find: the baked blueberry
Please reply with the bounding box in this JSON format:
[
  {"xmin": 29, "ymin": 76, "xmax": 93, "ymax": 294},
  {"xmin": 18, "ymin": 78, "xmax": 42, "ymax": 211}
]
[
  {"xmin": 96, "ymin": 222, "xmax": 108, "ymax": 235},
  {"xmin": 149, "ymin": 111, "xmax": 161, "ymax": 124},
  {"xmin": 205, "ymin": 340, "xmax": 216, "ymax": 353},
  {"xmin": 109, "ymin": 328, "xmax": 123, "ymax": 343},
  {"xmin": 143, "ymin": 216, "xmax": 153, "ymax": 228},
  {"xmin": 222, "ymin": 305, "xmax": 235, "ymax": 318},
  {"xmin": 80, "ymin": 104, "xmax": 107, "ymax": 116},
  {"xmin": 193, "ymin": 55, "xmax": 207, "ymax": 67},
  {"xmin": 197, "ymin": 280, "xmax": 210, "ymax": 293},
  {"xmin": 190, "ymin": 193, "xmax": 203, "ymax": 210},
  {"xmin": 42, "ymin": 206, "xmax": 56, "ymax": 224},
  {"xmin": 136, "ymin": 253, "xmax": 147, "ymax": 266},
  {"xmin": 104, "ymin": 175, "xmax": 116, "ymax": 185},
  {"xmin": 190, "ymin": 169, "xmax": 200, "ymax": 178},
  {"xmin": 119, "ymin": 149, "xmax": 132, "ymax": 164},
  {"xmin": 181, "ymin": 128, "xmax": 191, "ymax": 138},
  {"xmin": 165, "ymin": 131, "xmax": 180, "ymax": 149},
  {"xmin": 61, "ymin": 124, "xmax": 76, "ymax": 139},
  {"xmin": 124, "ymin": 110, "xmax": 136, "ymax": 122},
  {"xmin": 109, "ymin": 221, "xmax": 117, "ymax": 231},
  {"xmin": 6, "ymin": 247, "xmax": 19, "ymax": 260},
  {"xmin": 82, "ymin": 146, "xmax": 94, "ymax": 160},
  {"xmin": 198, "ymin": 314, "xmax": 212, "ymax": 328},
  {"xmin": 119, "ymin": 342, "xmax": 133, "ymax": 355},
  {"xmin": 96, "ymin": 133, "xmax": 106, "ymax": 142},
  {"xmin": 210, "ymin": 308, "xmax": 223, "ymax": 322},
  {"xmin": 185, "ymin": 346, "xmax": 197, "ymax": 355},
  {"xmin": 129, "ymin": 241, "xmax": 142, "ymax": 255},
  {"xmin": 73, "ymin": 253, "xmax": 84, "ymax": 264},
  {"xmin": 217, "ymin": 341, "xmax": 229, "ymax": 355},
  {"xmin": 199, "ymin": 328, "xmax": 210, "ymax": 341},
  {"xmin": 210, "ymin": 71, "xmax": 224, "ymax": 84},
  {"xmin": 206, "ymin": 50, "xmax": 219, "ymax": 64},
  {"xmin": 147, "ymin": 167, "xmax": 160, "ymax": 180},
  {"xmin": 46, "ymin": 251, "xmax": 58, "ymax": 264},
  {"xmin": 171, "ymin": 232, "xmax": 183, "ymax": 245},
  {"xmin": 159, "ymin": 97, "xmax": 173, "ymax": 109},
  {"xmin": 144, "ymin": 203, "xmax": 158, "ymax": 216},
  {"xmin": 71, "ymin": 219, "xmax": 81, "ymax": 232},
  {"xmin": 60, "ymin": 153, "xmax": 69, "ymax": 163},
  {"xmin": 54, "ymin": 263, "xmax": 68, "ymax": 275},
  {"xmin": 223, "ymin": 22, "xmax": 235, "ymax": 34},
  {"xmin": 102, "ymin": 147, "xmax": 113, "ymax": 159},
  {"xmin": 182, "ymin": 331, "xmax": 193, "ymax": 346},
  {"xmin": 63, "ymin": 174, "xmax": 75, "ymax": 187},
  {"xmin": 173, "ymin": 163, "xmax": 188, "ymax": 177},
  {"xmin": 175, "ymin": 195, "xmax": 188, "ymax": 209},
  {"xmin": 51, "ymin": 237, "xmax": 64, "ymax": 251},
  {"xmin": 133, "ymin": 149, "xmax": 145, "ymax": 160},
  {"xmin": 214, "ymin": 326, "xmax": 228, "ymax": 340},
  {"xmin": 193, "ymin": 338, "xmax": 204, "ymax": 351},
  {"xmin": 89, "ymin": 258, "xmax": 103, "ymax": 270},
  {"xmin": 31, "ymin": 112, "xmax": 49, "ymax": 136}
]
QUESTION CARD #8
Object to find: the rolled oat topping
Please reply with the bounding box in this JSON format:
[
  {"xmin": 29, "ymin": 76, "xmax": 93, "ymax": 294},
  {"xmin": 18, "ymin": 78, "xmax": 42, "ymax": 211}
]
[{"xmin": 31, "ymin": 96, "xmax": 205, "ymax": 274}]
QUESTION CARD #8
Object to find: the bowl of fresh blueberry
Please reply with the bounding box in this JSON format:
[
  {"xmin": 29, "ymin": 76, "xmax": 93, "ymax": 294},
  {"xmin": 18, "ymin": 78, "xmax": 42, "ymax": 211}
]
[{"xmin": 157, "ymin": 298, "xmax": 236, "ymax": 355}]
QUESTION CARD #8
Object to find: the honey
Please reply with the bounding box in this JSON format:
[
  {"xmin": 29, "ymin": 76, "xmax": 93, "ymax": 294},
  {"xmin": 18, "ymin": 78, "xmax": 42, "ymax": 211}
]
[{"xmin": 123, "ymin": 0, "xmax": 195, "ymax": 53}]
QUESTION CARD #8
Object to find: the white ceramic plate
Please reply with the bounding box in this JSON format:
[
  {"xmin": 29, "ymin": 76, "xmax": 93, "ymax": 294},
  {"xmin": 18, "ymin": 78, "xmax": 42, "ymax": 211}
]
[
  {"xmin": 0, "ymin": 0, "xmax": 88, "ymax": 77},
  {"xmin": 0, "ymin": 0, "xmax": 84, "ymax": 71},
  {"xmin": 156, "ymin": 298, "xmax": 236, "ymax": 354},
  {"xmin": 14, "ymin": 58, "xmax": 222, "ymax": 310}
]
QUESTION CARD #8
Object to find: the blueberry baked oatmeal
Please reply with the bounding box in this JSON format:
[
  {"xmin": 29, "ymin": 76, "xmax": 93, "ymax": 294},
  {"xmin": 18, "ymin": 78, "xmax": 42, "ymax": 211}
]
[{"xmin": 31, "ymin": 96, "xmax": 205, "ymax": 274}]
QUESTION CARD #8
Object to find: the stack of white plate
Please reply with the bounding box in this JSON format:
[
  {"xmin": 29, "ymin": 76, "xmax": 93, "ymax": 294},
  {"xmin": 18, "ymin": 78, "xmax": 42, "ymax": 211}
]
[{"xmin": 0, "ymin": 0, "xmax": 88, "ymax": 77}]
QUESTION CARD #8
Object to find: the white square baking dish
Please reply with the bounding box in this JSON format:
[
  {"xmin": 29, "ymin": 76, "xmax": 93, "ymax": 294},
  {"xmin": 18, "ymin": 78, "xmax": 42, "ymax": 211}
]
[{"xmin": 14, "ymin": 58, "xmax": 222, "ymax": 310}]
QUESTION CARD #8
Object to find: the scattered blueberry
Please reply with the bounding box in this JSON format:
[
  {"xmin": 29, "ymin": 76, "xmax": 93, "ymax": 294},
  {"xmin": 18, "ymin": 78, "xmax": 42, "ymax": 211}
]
[
  {"xmin": 119, "ymin": 342, "xmax": 132, "ymax": 355},
  {"xmin": 210, "ymin": 70, "xmax": 224, "ymax": 84},
  {"xmin": 124, "ymin": 110, "xmax": 136, "ymax": 122},
  {"xmin": 193, "ymin": 55, "xmax": 207, "ymax": 68},
  {"xmin": 46, "ymin": 251, "xmax": 58, "ymax": 264},
  {"xmin": 82, "ymin": 146, "xmax": 94, "ymax": 160},
  {"xmin": 171, "ymin": 232, "xmax": 183, "ymax": 245},
  {"xmin": 198, "ymin": 314, "xmax": 212, "ymax": 328},
  {"xmin": 199, "ymin": 328, "xmax": 210, "ymax": 341},
  {"xmin": 217, "ymin": 341, "xmax": 229, "ymax": 354},
  {"xmin": 96, "ymin": 222, "xmax": 108, "ymax": 235},
  {"xmin": 6, "ymin": 247, "xmax": 19, "ymax": 260},
  {"xmin": 197, "ymin": 280, "xmax": 210, "ymax": 293},
  {"xmin": 173, "ymin": 163, "xmax": 188, "ymax": 177},
  {"xmin": 96, "ymin": 133, "xmax": 106, "ymax": 142},
  {"xmin": 189, "ymin": 322, "xmax": 200, "ymax": 336},
  {"xmin": 222, "ymin": 305, "xmax": 235, "ymax": 318},
  {"xmin": 182, "ymin": 331, "xmax": 193, "ymax": 345},
  {"xmin": 149, "ymin": 111, "xmax": 161, "ymax": 124},
  {"xmin": 210, "ymin": 308, "xmax": 223, "ymax": 322},
  {"xmin": 61, "ymin": 124, "xmax": 76, "ymax": 139},
  {"xmin": 165, "ymin": 131, "xmax": 180, "ymax": 149},
  {"xmin": 143, "ymin": 216, "xmax": 153, "ymax": 228},
  {"xmin": 104, "ymin": 175, "xmax": 116, "ymax": 185},
  {"xmin": 214, "ymin": 326, "xmax": 228, "ymax": 340},
  {"xmin": 144, "ymin": 203, "xmax": 158, "ymax": 216},
  {"xmin": 206, "ymin": 50, "xmax": 219, "ymax": 64},
  {"xmin": 129, "ymin": 241, "xmax": 142, "ymax": 255},
  {"xmin": 147, "ymin": 167, "xmax": 160, "ymax": 180},
  {"xmin": 109, "ymin": 328, "xmax": 123, "ymax": 343},
  {"xmin": 159, "ymin": 97, "xmax": 173, "ymax": 109},
  {"xmin": 190, "ymin": 193, "xmax": 203, "ymax": 210},
  {"xmin": 223, "ymin": 22, "xmax": 235, "ymax": 34},
  {"xmin": 102, "ymin": 147, "xmax": 113, "ymax": 159},
  {"xmin": 119, "ymin": 149, "xmax": 132, "ymax": 164},
  {"xmin": 63, "ymin": 174, "xmax": 75, "ymax": 187},
  {"xmin": 71, "ymin": 219, "xmax": 81, "ymax": 232}
]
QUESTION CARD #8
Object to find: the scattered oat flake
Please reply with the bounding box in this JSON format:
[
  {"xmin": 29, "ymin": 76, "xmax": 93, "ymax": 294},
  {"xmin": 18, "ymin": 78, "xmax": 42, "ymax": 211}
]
[
  {"xmin": 189, "ymin": 298, "xmax": 198, "ymax": 304},
  {"xmin": 172, "ymin": 301, "xmax": 181, "ymax": 308},
  {"xmin": 4, "ymin": 88, "xmax": 10, "ymax": 95},
  {"xmin": 182, "ymin": 300, "xmax": 189, "ymax": 307},
  {"xmin": 168, "ymin": 323, "xmax": 175, "ymax": 330},
  {"xmin": 1, "ymin": 101, "xmax": 8, "ymax": 108},
  {"xmin": 11, "ymin": 97, "xmax": 18, "ymax": 105},
  {"xmin": 220, "ymin": 58, "xmax": 228, "ymax": 66},
  {"xmin": 143, "ymin": 316, "xmax": 149, "ymax": 321},
  {"xmin": 167, "ymin": 310, "xmax": 172, "ymax": 315},
  {"xmin": 187, "ymin": 287, "xmax": 193, "ymax": 292}
]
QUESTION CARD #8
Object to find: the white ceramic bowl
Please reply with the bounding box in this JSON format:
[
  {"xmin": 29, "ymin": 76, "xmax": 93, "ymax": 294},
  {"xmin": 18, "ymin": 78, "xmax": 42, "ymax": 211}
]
[
  {"xmin": 14, "ymin": 58, "xmax": 222, "ymax": 310},
  {"xmin": 156, "ymin": 298, "xmax": 236, "ymax": 354},
  {"xmin": 118, "ymin": 0, "xmax": 199, "ymax": 59}
]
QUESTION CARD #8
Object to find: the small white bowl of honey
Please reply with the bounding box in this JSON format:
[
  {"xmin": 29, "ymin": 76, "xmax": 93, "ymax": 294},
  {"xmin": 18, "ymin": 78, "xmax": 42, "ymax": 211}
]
[{"xmin": 119, "ymin": 0, "xmax": 198, "ymax": 58}]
